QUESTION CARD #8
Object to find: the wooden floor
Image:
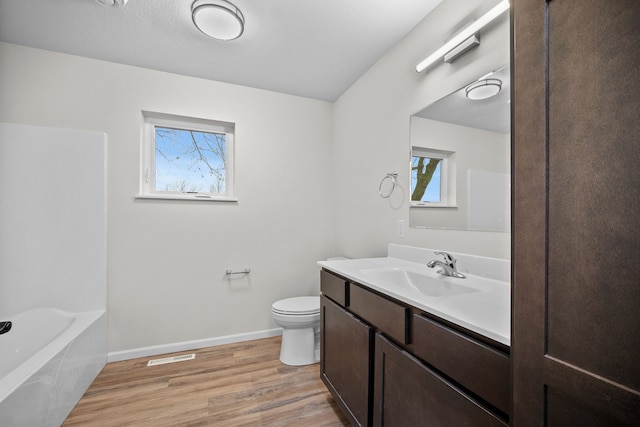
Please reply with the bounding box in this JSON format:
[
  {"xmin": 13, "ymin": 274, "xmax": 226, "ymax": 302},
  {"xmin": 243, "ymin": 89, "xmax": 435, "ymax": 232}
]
[{"xmin": 63, "ymin": 336, "xmax": 350, "ymax": 427}]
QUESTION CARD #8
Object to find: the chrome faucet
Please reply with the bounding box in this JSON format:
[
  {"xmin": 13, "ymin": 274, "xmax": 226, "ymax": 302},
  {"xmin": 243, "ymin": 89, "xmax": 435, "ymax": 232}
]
[{"xmin": 427, "ymin": 251, "xmax": 466, "ymax": 278}]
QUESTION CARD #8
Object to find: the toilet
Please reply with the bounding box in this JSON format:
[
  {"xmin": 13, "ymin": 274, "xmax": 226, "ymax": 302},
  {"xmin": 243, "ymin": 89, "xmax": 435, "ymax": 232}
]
[{"xmin": 271, "ymin": 296, "xmax": 321, "ymax": 366}]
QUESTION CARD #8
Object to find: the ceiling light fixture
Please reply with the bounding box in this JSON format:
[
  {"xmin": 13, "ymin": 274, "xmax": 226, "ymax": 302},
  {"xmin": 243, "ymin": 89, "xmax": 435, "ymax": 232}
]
[
  {"xmin": 415, "ymin": 0, "xmax": 509, "ymax": 72},
  {"xmin": 192, "ymin": 0, "xmax": 245, "ymax": 41},
  {"xmin": 95, "ymin": 0, "xmax": 128, "ymax": 6},
  {"xmin": 465, "ymin": 78, "xmax": 502, "ymax": 100}
]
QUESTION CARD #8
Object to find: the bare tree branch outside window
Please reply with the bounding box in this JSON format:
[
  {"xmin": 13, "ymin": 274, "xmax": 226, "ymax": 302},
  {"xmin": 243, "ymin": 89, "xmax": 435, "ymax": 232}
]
[{"xmin": 155, "ymin": 127, "xmax": 226, "ymax": 193}]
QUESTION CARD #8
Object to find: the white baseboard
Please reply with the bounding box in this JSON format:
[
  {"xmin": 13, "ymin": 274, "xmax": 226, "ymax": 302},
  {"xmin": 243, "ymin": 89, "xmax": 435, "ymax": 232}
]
[{"xmin": 107, "ymin": 328, "xmax": 283, "ymax": 363}]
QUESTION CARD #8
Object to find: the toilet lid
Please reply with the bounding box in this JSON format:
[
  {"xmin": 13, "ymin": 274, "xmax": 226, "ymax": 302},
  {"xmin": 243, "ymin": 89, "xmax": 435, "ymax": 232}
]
[{"xmin": 272, "ymin": 296, "xmax": 320, "ymax": 315}]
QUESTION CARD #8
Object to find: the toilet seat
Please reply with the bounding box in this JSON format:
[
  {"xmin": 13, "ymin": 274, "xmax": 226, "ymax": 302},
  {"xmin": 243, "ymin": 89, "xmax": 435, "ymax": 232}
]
[{"xmin": 272, "ymin": 296, "xmax": 320, "ymax": 316}]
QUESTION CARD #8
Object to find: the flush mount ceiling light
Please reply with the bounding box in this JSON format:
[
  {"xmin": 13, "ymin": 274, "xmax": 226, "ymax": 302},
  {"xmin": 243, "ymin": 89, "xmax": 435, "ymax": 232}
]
[
  {"xmin": 192, "ymin": 0, "xmax": 245, "ymax": 41},
  {"xmin": 465, "ymin": 78, "xmax": 502, "ymax": 100},
  {"xmin": 416, "ymin": 0, "xmax": 509, "ymax": 72},
  {"xmin": 95, "ymin": 0, "xmax": 128, "ymax": 6}
]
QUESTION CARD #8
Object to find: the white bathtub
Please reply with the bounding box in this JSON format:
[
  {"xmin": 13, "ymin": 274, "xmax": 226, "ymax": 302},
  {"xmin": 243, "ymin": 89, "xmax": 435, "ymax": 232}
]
[{"xmin": 0, "ymin": 308, "xmax": 107, "ymax": 426}]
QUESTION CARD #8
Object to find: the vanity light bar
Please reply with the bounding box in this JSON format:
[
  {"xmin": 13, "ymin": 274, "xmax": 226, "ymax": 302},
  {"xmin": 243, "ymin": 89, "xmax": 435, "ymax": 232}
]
[
  {"xmin": 444, "ymin": 34, "xmax": 480, "ymax": 63},
  {"xmin": 416, "ymin": 0, "xmax": 510, "ymax": 73}
]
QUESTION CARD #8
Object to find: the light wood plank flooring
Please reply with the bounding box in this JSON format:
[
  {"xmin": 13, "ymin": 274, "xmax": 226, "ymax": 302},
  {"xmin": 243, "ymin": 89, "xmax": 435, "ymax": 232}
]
[{"xmin": 63, "ymin": 336, "xmax": 349, "ymax": 426}]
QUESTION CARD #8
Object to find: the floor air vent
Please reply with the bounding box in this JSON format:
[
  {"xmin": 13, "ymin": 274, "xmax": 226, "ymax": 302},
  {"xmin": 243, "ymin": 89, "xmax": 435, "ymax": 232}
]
[{"xmin": 147, "ymin": 353, "xmax": 196, "ymax": 367}]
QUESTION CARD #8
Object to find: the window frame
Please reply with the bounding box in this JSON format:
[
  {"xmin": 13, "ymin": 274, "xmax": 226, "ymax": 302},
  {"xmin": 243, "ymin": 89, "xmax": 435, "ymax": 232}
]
[
  {"xmin": 138, "ymin": 111, "xmax": 236, "ymax": 202},
  {"xmin": 410, "ymin": 147, "xmax": 455, "ymax": 208}
]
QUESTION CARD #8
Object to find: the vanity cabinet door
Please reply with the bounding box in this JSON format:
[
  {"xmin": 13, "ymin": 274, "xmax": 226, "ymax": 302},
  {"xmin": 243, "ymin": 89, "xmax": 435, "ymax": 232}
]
[
  {"xmin": 321, "ymin": 295, "xmax": 373, "ymax": 427},
  {"xmin": 373, "ymin": 334, "xmax": 507, "ymax": 427}
]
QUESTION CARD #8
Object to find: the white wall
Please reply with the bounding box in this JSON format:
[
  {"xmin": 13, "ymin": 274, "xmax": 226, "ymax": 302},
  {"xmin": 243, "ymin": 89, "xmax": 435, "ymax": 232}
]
[
  {"xmin": 333, "ymin": 0, "xmax": 511, "ymax": 260},
  {"xmin": 0, "ymin": 42, "xmax": 335, "ymax": 353}
]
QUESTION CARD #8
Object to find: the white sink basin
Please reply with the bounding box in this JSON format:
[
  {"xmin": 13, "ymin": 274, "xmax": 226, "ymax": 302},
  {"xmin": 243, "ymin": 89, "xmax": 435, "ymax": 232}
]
[
  {"xmin": 361, "ymin": 267, "xmax": 482, "ymax": 298},
  {"xmin": 317, "ymin": 250, "xmax": 511, "ymax": 345}
]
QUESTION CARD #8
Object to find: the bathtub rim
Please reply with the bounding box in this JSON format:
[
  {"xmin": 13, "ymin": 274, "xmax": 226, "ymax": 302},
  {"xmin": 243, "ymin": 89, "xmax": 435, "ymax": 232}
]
[{"xmin": 0, "ymin": 308, "xmax": 105, "ymax": 403}]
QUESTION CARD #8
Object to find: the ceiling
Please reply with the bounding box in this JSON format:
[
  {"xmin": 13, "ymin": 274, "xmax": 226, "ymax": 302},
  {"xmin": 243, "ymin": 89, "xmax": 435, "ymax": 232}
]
[{"xmin": 0, "ymin": 0, "xmax": 442, "ymax": 102}]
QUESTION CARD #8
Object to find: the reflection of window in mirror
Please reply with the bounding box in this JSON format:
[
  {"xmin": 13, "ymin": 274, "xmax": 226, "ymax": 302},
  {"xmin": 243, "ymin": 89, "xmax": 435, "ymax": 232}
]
[
  {"xmin": 410, "ymin": 147, "xmax": 455, "ymax": 207},
  {"xmin": 411, "ymin": 155, "xmax": 441, "ymax": 202}
]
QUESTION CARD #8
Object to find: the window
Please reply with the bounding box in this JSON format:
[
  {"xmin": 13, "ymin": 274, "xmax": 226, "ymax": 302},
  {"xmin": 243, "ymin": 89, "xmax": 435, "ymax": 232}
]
[
  {"xmin": 139, "ymin": 112, "xmax": 235, "ymax": 201},
  {"xmin": 410, "ymin": 147, "xmax": 454, "ymax": 207}
]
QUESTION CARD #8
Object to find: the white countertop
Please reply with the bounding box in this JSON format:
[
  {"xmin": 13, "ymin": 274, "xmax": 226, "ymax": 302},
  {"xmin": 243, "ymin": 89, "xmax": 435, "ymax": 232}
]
[{"xmin": 318, "ymin": 256, "xmax": 510, "ymax": 346}]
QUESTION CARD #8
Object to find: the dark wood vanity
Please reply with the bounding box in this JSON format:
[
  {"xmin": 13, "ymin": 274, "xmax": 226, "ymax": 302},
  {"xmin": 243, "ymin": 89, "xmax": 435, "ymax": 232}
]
[{"xmin": 320, "ymin": 269, "xmax": 509, "ymax": 427}]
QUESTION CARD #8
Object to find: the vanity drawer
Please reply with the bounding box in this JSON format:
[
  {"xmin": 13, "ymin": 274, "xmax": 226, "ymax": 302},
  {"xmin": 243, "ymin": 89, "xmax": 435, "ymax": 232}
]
[
  {"xmin": 349, "ymin": 284, "xmax": 409, "ymax": 345},
  {"xmin": 413, "ymin": 314, "xmax": 510, "ymax": 415},
  {"xmin": 320, "ymin": 270, "xmax": 347, "ymax": 306}
]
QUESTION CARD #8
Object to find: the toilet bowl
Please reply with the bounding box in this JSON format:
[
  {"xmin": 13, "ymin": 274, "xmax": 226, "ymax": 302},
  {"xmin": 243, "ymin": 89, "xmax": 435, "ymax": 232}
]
[{"xmin": 271, "ymin": 296, "xmax": 320, "ymax": 366}]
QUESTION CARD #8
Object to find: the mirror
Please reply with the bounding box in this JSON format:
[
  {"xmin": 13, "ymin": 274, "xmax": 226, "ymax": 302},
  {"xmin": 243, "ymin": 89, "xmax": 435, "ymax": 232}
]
[{"xmin": 409, "ymin": 64, "xmax": 510, "ymax": 232}]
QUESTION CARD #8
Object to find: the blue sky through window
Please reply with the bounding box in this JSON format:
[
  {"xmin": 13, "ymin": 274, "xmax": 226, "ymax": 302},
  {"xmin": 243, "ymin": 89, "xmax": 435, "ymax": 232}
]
[{"xmin": 155, "ymin": 127, "xmax": 226, "ymax": 193}]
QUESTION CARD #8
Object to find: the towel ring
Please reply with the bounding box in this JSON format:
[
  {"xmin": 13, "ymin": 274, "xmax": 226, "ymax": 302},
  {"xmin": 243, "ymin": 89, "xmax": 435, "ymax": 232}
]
[{"xmin": 379, "ymin": 172, "xmax": 398, "ymax": 198}]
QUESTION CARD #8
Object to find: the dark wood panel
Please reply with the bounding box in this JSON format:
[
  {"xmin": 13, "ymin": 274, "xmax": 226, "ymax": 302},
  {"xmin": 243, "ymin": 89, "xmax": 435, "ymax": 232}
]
[
  {"xmin": 512, "ymin": 0, "xmax": 640, "ymax": 425},
  {"xmin": 544, "ymin": 355, "xmax": 640, "ymax": 426},
  {"xmin": 321, "ymin": 295, "xmax": 373, "ymax": 427},
  {"xmin": 349, "ymin": 284, "xmax": 409, "ymax": 345},
  {"xmin": 413, "ymin": 314, "xmax": 510, "ymax": 415},
  {"xmin": 321, "ymin": 269, "xmax": 347, "ymax": 307},
  {"xmin": 546, "ymin": 0, "xmax": 640, "ymax": 392},
  {"xmin": 511, "ymin": 0, "xmax": 549, "ymax": 423},
  {"xmin": 546, "ymin": 387, "xmax": 630, "ymax": 427},
  {"xmin": 373, "ymin": 334, "xmax": 507, "ymax": 427}
]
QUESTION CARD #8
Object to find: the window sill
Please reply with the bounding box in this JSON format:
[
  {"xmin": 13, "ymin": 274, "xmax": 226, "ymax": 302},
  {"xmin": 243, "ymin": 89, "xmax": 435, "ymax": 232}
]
[
  {"xmin": 135, "ymin": 194, "xmax": 238, "ymax": 202},
  {"xmin": 410, "ymin": 203, "xmax": 458, "ymax": 208}
]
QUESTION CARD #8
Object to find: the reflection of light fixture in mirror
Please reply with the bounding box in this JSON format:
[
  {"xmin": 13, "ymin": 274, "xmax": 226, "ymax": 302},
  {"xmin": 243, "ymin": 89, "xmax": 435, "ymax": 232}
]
[
  {"xmin": 416, "ymin": 0, "xmax": 509, "ymax": 72},
  {"xmin": 192, "ymin": 0, "xmax": 245, "ymax": 41},
  {"xmin": 466, "ymin": 78, "xmax": 502, "ymax": 100}
]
